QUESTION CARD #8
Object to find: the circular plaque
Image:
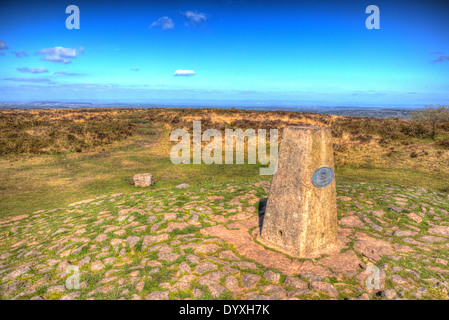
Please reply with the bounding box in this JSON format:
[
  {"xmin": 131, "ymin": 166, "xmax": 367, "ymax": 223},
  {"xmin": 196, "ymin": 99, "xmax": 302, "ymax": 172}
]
[{"xmin": 312, "ymin": 166, "xmax": 334, "ymax": 188}]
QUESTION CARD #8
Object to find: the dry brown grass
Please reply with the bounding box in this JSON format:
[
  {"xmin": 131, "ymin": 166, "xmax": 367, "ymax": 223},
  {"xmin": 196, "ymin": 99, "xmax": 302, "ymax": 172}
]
[
  {"xmin": 0, "ymin": 109, "xmax": 135, "ymax": 155},
  {"xmin": 2, "ymin": 108, "xmax": 449, "ymax": 175},
  {"xmin": 141, "ymin": 108, "xmax": 449, "ymax": 169}
]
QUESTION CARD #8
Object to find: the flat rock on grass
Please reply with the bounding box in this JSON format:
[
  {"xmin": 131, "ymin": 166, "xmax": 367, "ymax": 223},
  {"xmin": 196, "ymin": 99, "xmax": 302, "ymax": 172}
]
[
  {"xmin": 318, "ymin": 250, "xmax": 363, "ymax": 276},
  {"xmin": 219, "ymin": 250, "xmax": 240, "ymax": 261},
  {"xmin": 242, "ymin": 274, "xmax": 261, "ymax": 289},
  {"xmin": 145, "ymin": 291, "xmax": 169, "ymax": 300},
  {"xmin": 427, "ymin": 226, "xmax": 449, "ymax": 237},
  {"xmin": 194, "ymin": 244, "xmax": 221, "ymax": 254},
  {"xmin": 309, "ymin": 281, "xmax": 338, "ymax": 297},
  {"xmin": 284, "ymin": 277, "xmax": 308, "ymax": 290},
  {"xmin": 142, "ymin": 234, "xmax": 169, "ymax": 248},
  {"xmin": 353, "ymin": 233, "xmax": 394, "ymax": 262},
  {"xmin": 393, "ymin": 230, "xmax": 417, "ymax": 237},
  {"xmin": 126, "ymin": 236, "xmax": 140, "ymax": 248},
  {"xmin": 339, "ymin": 216, "xmax": 365, "ymax": 228},
  {"xmin": 2, "ymin": 264, "xmax": 32, "ymax": 282},
  {"xmin": 194, "ymin": 261, "xmax": 218, "ymax": 274}
]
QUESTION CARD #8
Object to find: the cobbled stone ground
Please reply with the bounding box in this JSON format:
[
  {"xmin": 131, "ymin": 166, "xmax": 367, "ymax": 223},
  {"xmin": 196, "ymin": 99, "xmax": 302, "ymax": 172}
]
[{"xmin": 1, "ymin": 181, "xmax": 449, "ymax": 300}]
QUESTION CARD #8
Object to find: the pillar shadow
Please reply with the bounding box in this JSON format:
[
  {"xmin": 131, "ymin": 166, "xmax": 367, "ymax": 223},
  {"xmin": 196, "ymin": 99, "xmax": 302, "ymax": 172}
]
[{"xmin": 258, "ymin": 197, "xmax": 268, "ymax": 235}]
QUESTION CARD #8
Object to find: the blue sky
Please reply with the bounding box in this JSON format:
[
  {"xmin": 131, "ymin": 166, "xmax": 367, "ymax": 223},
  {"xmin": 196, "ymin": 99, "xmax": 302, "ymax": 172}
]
[{"xmin": 0, "ymin": 0, "xmax": 449, "ymax": 107}]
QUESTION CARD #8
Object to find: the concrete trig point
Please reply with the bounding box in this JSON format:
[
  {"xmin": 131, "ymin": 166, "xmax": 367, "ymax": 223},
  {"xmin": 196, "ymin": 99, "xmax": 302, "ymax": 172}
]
[{"xmin": 259, "ymin": 126, "xmax": 338, "ymax": 258}]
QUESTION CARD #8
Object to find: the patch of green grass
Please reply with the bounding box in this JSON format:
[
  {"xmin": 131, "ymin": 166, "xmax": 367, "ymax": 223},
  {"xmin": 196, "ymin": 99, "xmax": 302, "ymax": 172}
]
[
  {"xmin": 169, "ymin": 226, "xmax": 202, "ymax": 237},
  {"xmin": 336, "ymin": 167, "xmax": 449, "ymax": 194}
]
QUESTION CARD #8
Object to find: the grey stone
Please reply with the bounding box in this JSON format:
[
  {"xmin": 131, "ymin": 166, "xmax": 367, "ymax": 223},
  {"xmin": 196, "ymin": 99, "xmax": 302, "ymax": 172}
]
[
  {"xmin": 261, "ymin": 284, "xmax": 287, "ymax": 298},
  {"xmin": 126, "ymin": 236, "xmax": 140, "ymax": 248},
  {"xmin": 60, "ymin": 292, "xmax": 81, "ymax": 300},
  {"xmin": 219, "ymin": 250, "xmax": 240, "ymax": 261},
  {"xmin": 90, "ymin": 261, "xmax": 105, "ymax": 271},
  {"xmin": 142, "ymin": 234, "xmax": 169, "ymax": 248},
  {"xmin": 46, "ymin": 285, "xmax": 66, "ymax": 295},
  {"xmin": 176, "ymin": 261, "xmax": 191, "ymax": 276},
  {"xmin": 198, "ymin": 272, "xmax": 223, "ymax": 286},
  {"xmin": 310, "ymin": 281, "xmax": 338, "ymax": 297},
  {"xmin": 194, "ymin": 261, "xmax": 218, "ymax": 274},
  {"xmin": 133, "ymin": 173, "xmax": 155, "ymax": 187},
  {"xmin": 242, "ymin": 273, "xmax": 261, "ymax": 289},
  {"xmin": 264, "ymin": 270, "xmax": 280, "ymax": 283},
  {"xmin": 186, "ymin": 254, "xmax": 200, "ymax": 264},
  {"xmin": 390, "ymin": 275, "xmax": 407, "ymax": 285},
  {"xmin": 2, "ymin": 264, "xmax": 32, "ymax": 281},
  {"xmin": 145, "ymin": 291, "xmax": 169, "ymax": 300},
  {"xmin": 393, "ymin": 230, "xmax": 417, "ymax": 237},
  {"xmin": 232, "ymin": 261, "xmax": 257, "ymax": 270},
  {"xmin": 208, "ymin": 285, "xmax": 226, "ymax": 298},
  {"xmin": 284, "ymin": 276, "xmax": 308, "ymax": 290},
  {"xmin": 380, "ymin": 289, "xmax": 397, "ymax": 299},
  {"xmin": 225, "ymin": 275, "xmax": 239, "ymax": 291},
  {"xmin": 193, "ymin": 289, "xmax": 203, "ymax": 298},
  {"xmin": 0, "ymin": 253, "xmax": 11, "ymax": 260}
]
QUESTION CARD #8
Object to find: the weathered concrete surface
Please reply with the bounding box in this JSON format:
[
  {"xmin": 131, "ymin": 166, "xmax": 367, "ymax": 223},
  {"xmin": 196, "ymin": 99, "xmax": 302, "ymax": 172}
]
[
  {"xmin": 259, "ymin": 126, "xmax": 338, "ymax": 258},
  {"xmin": 200, "ymin": 219, "xmax": 333, "ymax": 277}
]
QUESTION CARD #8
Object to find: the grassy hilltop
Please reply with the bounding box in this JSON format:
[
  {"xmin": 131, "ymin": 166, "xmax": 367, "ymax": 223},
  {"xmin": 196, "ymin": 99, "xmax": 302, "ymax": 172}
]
[{"xmin": 0, "ymin": 108, "xmax": 448, "ymax": 218}]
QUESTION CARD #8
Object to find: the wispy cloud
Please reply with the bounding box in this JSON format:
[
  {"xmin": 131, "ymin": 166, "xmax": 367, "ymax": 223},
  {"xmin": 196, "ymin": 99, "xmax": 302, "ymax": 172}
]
[
  {"xmin": 182, "ymin": 11, "xmax": 208, "ymax": 25},
  {"xmin": 173, "ymin": 69, "xmax": 196, "ymax": 77},
  {"xmin": 4, "ymin": 77, "xmax": 54, "ymax": 83},
  {"xmin": 12, "ymin": 50, "xmax": 28, "ymax": 58},
  {"xmin": 130, "ymin": 68, "xmax": 140, "ymax": 71},
  {"xmin": 0, "ymin": 40, "xmax": 7, "ymax": 50},
  {"xmin": 36, "ymin": 46, "xmax": 84, "ymax": 64},
  {"xmin": 149, "ymin": 17, "xmax": 174, "ymax": 30},
  {"xmin": 17, "ymin": 67, "xmax": 48, "ymax": 74},
  {"xmin": 430, "ymin": 55, "xmax": 449, "ymax": 63},
  {"xmin": 53, "ymin": 71, "xmax": 83, "ymax": 76}
]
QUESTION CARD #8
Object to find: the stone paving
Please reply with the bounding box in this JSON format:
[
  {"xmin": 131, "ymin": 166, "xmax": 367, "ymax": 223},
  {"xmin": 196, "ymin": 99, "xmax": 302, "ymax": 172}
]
[{"xmin": 1, "ymin": 181, "xmax": 449, "ymax": 300}]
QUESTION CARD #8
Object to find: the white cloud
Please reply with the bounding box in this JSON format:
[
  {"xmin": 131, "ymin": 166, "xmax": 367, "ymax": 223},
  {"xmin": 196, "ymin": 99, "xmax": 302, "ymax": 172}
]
[
  {"xmin": 173, "ymin": 69, "xmax": 196, "ymax": 77},
  {"xmin": 17, "ymin": 67, "xmax": 49, "ymax": 74},
  {"xmin": 182, "ymin": 11, "xmax": 208, "ymax": 25},
  {"xmin": 150, "ymin": 17, "xmax": 175, "ymax": 30},
  {"xmin": 36, "ymin": 46, "xmax": 84, "ymax": 64},
  {"xmin": 0, "ymin": 40, "xmax": 7, "ymax": 50}
]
